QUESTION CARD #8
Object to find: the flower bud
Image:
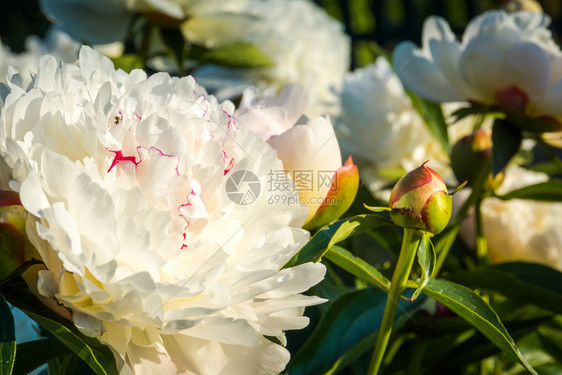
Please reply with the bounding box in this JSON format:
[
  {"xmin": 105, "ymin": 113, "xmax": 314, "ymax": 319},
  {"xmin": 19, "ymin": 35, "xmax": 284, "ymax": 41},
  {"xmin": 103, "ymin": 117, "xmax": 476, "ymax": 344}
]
[
  {"xmin": 451, "ymin": 130, "xmax": 497, "ymax": 188},
  {"xmin": 304, "ymin": 156, "xmax": 359, "ymax": 229},
  {"xmin": 389, "ymin": 162, "xmax": 452, "ymax": 235},
  {"xmin": 0, "ymin": 191, "xmax": 33, "ymax": 282}
]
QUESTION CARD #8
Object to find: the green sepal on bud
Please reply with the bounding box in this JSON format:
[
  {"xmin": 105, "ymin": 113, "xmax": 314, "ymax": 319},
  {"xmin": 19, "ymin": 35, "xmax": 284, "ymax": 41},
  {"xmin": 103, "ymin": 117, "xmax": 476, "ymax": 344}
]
[
  {"xmin": 387, "ymin": 162, "xmax": 462, "ymax": 235},
  {"xmin": 304, "ymin": 156, "xmax": 360, "ymax": 230}
]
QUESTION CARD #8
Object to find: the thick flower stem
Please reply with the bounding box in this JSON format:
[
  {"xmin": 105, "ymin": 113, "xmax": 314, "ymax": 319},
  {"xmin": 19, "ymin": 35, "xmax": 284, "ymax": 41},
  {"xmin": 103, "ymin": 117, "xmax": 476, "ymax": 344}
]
[
  {"xmin": 474, "ymin": 197, "xmax": 490, "ymax": 265},
  {"xmin": 367, "ymin": 228, "xmax": 421, "ymax": 375}
]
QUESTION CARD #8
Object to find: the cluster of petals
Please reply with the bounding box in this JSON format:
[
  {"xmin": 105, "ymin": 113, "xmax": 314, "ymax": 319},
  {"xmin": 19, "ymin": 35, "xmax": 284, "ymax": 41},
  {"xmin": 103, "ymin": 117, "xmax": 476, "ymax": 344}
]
[
  {"xmin": 0, "ymin": 46, "xmax": 325, "ymax": 374},
  {"xmin": 394, "ymin": 10, "xmax": 562, "ymax": 128}
]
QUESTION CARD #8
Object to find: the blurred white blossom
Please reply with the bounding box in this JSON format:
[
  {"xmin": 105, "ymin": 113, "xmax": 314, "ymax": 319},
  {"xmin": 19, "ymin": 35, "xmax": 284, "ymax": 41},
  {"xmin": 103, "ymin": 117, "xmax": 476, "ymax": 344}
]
[
  {"xmin": 195, "ymin": 0, "xmax": 350, "ymax": 116},
  {"xmin": 459, "ymin": 166, "xmax": 562, "ymax": 271},
  {"xmin": 0, "ymin": 47, "xmax": 325, "ymax": 374},
  {"xmin": 334, "ymin": 57, "xmax": 449, "ymax": 195},
  {"xmin": 394, "ymin": 10, "xmax": 562, "ymax": 129},
  {"xmin": 0, "ymin": 29, "xmax": 80, "ymax": 88}
]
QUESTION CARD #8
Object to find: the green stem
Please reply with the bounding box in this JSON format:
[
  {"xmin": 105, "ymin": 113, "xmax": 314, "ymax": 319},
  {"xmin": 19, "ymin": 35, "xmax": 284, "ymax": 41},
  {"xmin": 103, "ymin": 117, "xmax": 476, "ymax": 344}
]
[
  {"xmin": 434, "ymin": 158, "xmax": 491, "ymax": 274},
  {"xmin": 367, "ymin": 228, "xmax": 421, "ymax": 375},
  {"xmin": 474, "ymin": 196, "xmax": 490, "ymax": 265}
]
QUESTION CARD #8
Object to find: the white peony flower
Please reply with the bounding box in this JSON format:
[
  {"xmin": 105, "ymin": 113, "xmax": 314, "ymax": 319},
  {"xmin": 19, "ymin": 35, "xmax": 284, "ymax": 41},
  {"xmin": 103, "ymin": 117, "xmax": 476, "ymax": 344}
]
[
  {"xmin": 40, "ymin": 0, "xmax": 254, "ymax": 47},
  {"xmin": 393, "ymin": 10, "xmax": 562, "ymax": 127},
  {"xmin": 194, "ymin": 0, "xmax": 350, "ymax": 117},
  {"xmin": 459, "ymin": 166, "xmax": 562, "ymax": 271},
  {"xmin": 236, "ymin": 84, "xmax": 343, "ymax": 224},
  {"xmin": 0, "ymin": 29, "xmax": 80, "ymax": 88},
  {"xmin": 0, "ymin": 46, "xmax": 325, "ymax": 374},
  {"xmin": 334, "ymin": 57, "xmax": 450, "ymax": 194}
]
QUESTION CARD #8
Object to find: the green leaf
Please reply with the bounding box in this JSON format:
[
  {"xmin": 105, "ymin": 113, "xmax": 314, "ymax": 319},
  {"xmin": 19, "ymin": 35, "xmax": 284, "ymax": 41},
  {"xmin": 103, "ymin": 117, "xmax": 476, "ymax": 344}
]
[
  {"xmin": 447, "ymin": 262, "xmax": 562, "ymax": 314},
  {"xmin": 449, "ymin": 104, "xmax": 499, "ymax": 123},
  {"xmin": 161, "ymin": 28, "xmax": 185, "ymax": 72},
  {"xmin": 492, "ymin": 118, "xmax": 522, "ymax": 176},
  {"xmin": 189, "ymin": 41, "xmax": 273, "ymax": 68},
  {"xmin": 412, "ymin": 234, "xmax": 435, "ymax": 300},
  {"xmin": 0, "ymin": 294, "xmax": 16, "ymax": 375},
  {"xmin": 422, "ymin": 278, "xmax": 537, "ymax": 374},
  {"xmin": 288, "ymin": 288, "xmax": 421, "ymax": 375},
  {"xmin": 284, "ymin": 214, "xmax": 391, "ymax": 268},
  {"xmin": 2, "ymin": 286, "xmax": 117, "ymax": 375},
  {"xmin": 111, "ymin": 54, "xmax": 144, "ymax": 73},
  {"xmin": 495, "ymin": 180, "xmax": 562, "ymax": 202},
  {"xmin": 406, "ymin": 90, "xmax": 449, "ymax": 154},
  {"xmin": 13, "ymin": 337, "xmax": 72, "ymax": 374},
  {"xmin": 324, "ymin": 245, "xmax": 390, "ymax": 291}
]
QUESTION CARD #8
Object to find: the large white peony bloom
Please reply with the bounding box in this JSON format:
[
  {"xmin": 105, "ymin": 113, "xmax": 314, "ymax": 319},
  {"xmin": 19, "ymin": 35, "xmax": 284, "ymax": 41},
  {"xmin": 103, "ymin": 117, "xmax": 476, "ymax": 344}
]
[
  {"xmin": 393, "ymin": 10, "xmax": 562, "ymax": 127},
  {"xmin": 194, "ymin": 0, "xmax": 350, "ymax": 117},
  {"xmin": 459, "ymin": 166, "xmax": 562, "ymax": 271},
  {"xmin": 334, "ymin": 57, "xmax": 450, "ymax": 194},
  {"xmin": 0, "ymin": 46, "xmax": 325, "ymax": 374}
]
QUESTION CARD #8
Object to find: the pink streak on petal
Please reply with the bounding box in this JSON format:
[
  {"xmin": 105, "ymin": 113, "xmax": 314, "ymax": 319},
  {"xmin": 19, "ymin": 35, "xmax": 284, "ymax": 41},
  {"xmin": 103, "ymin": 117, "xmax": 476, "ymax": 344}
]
[
  {"xmin": 178, "ymin": 189, "xmax": 196, "ymax": 249},
  {"xmin": 107, "ymin": 150, "xmax": 139, "ymax": 172}
]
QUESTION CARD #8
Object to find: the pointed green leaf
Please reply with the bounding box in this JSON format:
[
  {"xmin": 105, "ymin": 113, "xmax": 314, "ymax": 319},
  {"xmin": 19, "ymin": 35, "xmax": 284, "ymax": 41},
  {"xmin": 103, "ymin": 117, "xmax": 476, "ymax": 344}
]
[
  {"xmin": 288, "ymin": 288, "xmax": 421, "ymax": 375},
  {"xmin": 2, "ymin": 286, "xmax": 117, "ymax": 375},
  {"xmin": 406, "ymin": 90, "xmax": 449, "ymax": 154},
  {"xmin": 412, "ymin": 234, "xmax": 435, "ymax": 300},
  {"xmin": 447, "ymin": 262, "xmax": 562, "ymax": 314},
  {"xmin": 0, "ymin": 295, "xmax": 16, "ymax": 375},
  {"xmin": 495, "ymin": 180, "xmax": 562, "ymax": 202},
  {"xmin": 324, "ymin": 245, "xmax": 390, "ymax": 291},
  {"xmin": 492, "ymin": 118, "xmax": 522, "ymax": 176},
  {"xmin": 111, "ymin": 55, "xmax": 144, "ymax": 73},
  {"xmin": 189, "ymin": 42, "xmax": 273, "ymax": 68},
  {"xmin": 422, "ymin": 278, "xmax": 537, "ymax": 374},
  {"xmin": 284, "ymin": 214, "xmax": 392, "ymax": 268},
  {"xmin": 13, "ymin": 337, "xmax": 72, "ymax": 374}
]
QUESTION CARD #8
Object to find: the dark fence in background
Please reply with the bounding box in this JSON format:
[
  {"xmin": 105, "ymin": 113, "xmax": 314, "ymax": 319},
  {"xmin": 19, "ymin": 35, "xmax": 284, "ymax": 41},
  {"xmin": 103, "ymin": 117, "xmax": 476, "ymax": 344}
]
[
  {"xmin": 1, "ymin": 0, "xmax": 562, "ymax": 70},
  {"xmin": 314, "ymin": 0, "xmax": 562, "ymax": 68}
]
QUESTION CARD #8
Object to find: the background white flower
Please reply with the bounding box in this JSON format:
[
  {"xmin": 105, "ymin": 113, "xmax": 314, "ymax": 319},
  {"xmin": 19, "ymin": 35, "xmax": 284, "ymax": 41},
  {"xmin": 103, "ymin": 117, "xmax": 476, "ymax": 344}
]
[
  {"xmin": 0, "ymin": 46, "xmax": 325, "ymax": 374},
  {"xmin": 334, "ymin": 57, "xmax": 449, "ymax": 195},
  {"xmin": 194, "ymin": 0, "xmax": 351, "ymax": 117},
  {"xmin": 40, "ymin": 0, "xmax": 252, "ymax": 47},
  {"xmin": 393, "ymin": 10, "xmax": 562, "ymax": 127},
  {"xmin": 0, "ymin": 29, "xmax": 80, "ymax": 88},
  {"xmin": 459, "ymin": 166, "xmax": 562, "ymax": 271}
]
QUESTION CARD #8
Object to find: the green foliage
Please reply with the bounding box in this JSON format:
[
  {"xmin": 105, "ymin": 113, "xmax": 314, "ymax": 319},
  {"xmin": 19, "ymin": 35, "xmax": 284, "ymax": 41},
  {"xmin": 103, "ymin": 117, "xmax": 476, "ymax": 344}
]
[
  {"xmin": 2, "ymin": 285, "xmax": 118, "ymax": 375},
  {"xmin": 288, "ymin": 287, "xmax": 421, "ymax": 375},
  {"xmin": 189, "ymin": 42, "xmax": 273, "ymax": 68},
  {"xmin": 284, "ymin": 213, "xmax": 392, "ymax": 268},
  {"xmin": 496, "ymin": 180, "xmax": 562, "ymax": 202},
  {"xmin": 422, "ymin": 279, "xmax": 538, "ymax": 374},
  {"xmin": 13, "ymin": 338, "xmax": 72, "ymax": 374},
  {"xmin": 0, "ymin": 295, "xmax": 16, "ymax": 375},
  {"xmin": 492, "ymin": 118, "xmax": 523, "ymax": 176}
]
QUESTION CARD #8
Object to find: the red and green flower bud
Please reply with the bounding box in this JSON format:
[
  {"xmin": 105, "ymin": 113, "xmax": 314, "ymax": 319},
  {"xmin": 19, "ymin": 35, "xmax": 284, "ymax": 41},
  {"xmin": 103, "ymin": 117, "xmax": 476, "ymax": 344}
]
[
  {"xmin": 389, "ymin": 162, "xmax": 452, "ymax": 235},
  {"xmin": 304, "ymin": 156, "xmax": 359, "ymax": 230},
  {"xmin": 0, "ymin": 191, "xmax": 33, "ymax": 282}
]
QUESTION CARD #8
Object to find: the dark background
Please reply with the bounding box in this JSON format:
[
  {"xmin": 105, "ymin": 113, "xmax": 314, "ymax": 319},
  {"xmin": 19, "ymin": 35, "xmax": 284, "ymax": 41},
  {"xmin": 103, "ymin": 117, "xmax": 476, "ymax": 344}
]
[{"xmin": 2, "ymin": 0, "xmax": 561, "ymax": 69}]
